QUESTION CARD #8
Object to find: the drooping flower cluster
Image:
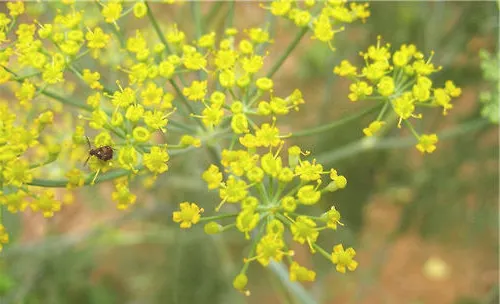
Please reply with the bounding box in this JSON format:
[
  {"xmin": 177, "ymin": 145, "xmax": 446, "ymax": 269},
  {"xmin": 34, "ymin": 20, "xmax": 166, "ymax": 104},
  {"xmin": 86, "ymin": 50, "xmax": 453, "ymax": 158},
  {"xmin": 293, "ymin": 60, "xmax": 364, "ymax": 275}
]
[{"xmin": 334, "ymin": 36, "xmax": 462, "ymax": 153}]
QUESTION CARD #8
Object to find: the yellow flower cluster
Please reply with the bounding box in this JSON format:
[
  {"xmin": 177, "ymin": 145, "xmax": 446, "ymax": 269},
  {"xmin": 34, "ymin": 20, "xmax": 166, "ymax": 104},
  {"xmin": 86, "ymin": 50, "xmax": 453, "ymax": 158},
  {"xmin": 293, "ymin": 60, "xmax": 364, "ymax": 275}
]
[
  {"xmin": 0, "ymin": 0, "xmax": 468, "ymax": 295},
  {"xmin": 334, "ymin": 36, "xmax": 462, "ymax": 153},
  {"xmin": 263, "ymin": 0, "xmax": 370, "ymax": 50},
  {"xmin": 174, "ymin": 139, "xmax": 357, "ymax": 293},
  {"xmin": 0, "ymin": 0, "xmax": 369, "ymax": 292}
]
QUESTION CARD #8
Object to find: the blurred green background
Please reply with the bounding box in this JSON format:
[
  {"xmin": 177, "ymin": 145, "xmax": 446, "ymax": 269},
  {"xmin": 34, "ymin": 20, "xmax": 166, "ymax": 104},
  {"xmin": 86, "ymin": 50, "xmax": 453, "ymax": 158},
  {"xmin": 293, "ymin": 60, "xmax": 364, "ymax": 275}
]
[{"xmin": 1, "ymin": 2, "xmax": 498, "ymax": 304}]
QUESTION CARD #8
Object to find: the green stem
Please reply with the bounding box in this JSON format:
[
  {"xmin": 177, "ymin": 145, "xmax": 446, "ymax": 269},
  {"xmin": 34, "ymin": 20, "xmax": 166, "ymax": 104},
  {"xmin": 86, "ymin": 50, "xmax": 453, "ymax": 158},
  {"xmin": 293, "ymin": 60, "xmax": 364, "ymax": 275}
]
[
  {"xmin": 68, "ymin": 64, "xmax": 114, "ymax": 95},
  {"xmin": 28, "ymin": 165, "xmax": 144, "ymax": 188},
  {"xmin": 266, "ymin": 27, "xmax": 308, "ymax": 78},
  {"xmin": 145, "ymin": 1, "xmax": 172, "ymax": 54},
  {"xmin": 312, "ymin": 243, "xmax": 332, "ymax": 260},
  {"xmin": 199, "ymin": 213, "xmax": 239, "ymax": 222},
  {"xmin": 317, "ymin": 118, "xmax": 489, "ymax": 165},
  {"xmin": 242, "ymin": 222, "xmax": 266, "ymax": 273},
  {"xmin": 4, "ymin": 66, "xmax": 92, "ymax": 111},
  {"xmin": 225, "ymin": 1, "xmax": 235, "ymax": 29},
  {"xmin": 404, "ymin": 119, "xmax": 420, "ymax": 138},
  {"xmin": 203, "ymin": 1, "xmax": 224, "ymax": 27},
  {"xmin": 168, "ymin": 79, "xmax": 205, "ymax": 129},
  {"xmin": 191, "ymin": 1, "xmax": 202, "ymax": 40},
  {"xmin": 14, "ymin": 71, "xmax": 42, "ymax": 81},
  {"xmin": 94, "ymin": 1, "xmax": 126, "ymax": 49},
  {"xmin": 291, "ymin": 104, "xmax": 380, "ymax": 138},
  {"xmin": 376, "ymin": 100, "xmax": 390, "ymax": 121},
  {"xmin": 268, "ymin": 262, "xmax": 317, "ymax": 304}
]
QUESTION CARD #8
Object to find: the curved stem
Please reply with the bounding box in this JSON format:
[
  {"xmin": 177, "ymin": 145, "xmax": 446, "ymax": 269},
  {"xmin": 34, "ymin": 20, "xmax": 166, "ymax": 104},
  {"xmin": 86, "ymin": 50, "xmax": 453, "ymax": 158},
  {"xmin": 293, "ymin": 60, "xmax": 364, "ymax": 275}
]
[
  {"xmin": 4, "ymin": 66, "xmax": 92, "ymax": 112},
  {"xmin": 317, "ymin": 118, "xmax": 489, "ymax": 165},
  {"xmin": 145, "ymin": 1, "xmax": 172, "ymax": 54},
  {"xmin": 191, "ymin": 1, "xmax": 202, "ymax": 40},
  {"xmin": 291, "ymin": 104, "xmax": 381, "ymax": 138},
  {"xmin": 266, "ymin": 27, "xmax": 308, "ymax": 78},
  {"xmin": 28, "ymin": 165, "xmax": 145, "ymax": 188}
]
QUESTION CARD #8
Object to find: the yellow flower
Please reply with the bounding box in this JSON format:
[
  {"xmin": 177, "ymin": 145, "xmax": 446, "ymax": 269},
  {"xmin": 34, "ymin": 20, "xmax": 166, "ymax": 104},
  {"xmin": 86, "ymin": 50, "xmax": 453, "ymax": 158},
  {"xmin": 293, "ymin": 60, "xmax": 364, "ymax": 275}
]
[
  {"xmin": 31, "ymin": 190, "xmax": 62, "ymax": 218},
  {"xmin": 183, "ymin": 80, "xmax": 207, "ymax": 101},
  {"xmin": 118, "ymin": 146, "xmax": 138, "ymax": 171},
  {"xmin": 133, "ymin": 2, "xmax": 148, "ymax": 18},
  {"xmin": 290, "ymin": 216, "xmax": 319, "ymax": 250},
  {"xmin": 65, "ymin": 168, "xmax": 85, "ymax": 189},
  {"xmin": 101, "ymin": 1, "xmax": 122, "ymax": 24},
  {"xmin": 236, "ymin": 209, "xmax": 260, "ymax": 239},
  {"xmin": 202, "ymin": 165, "xmax": 223, "ymax": 189},
  {"xmin": 297, "ymin": 185, "xmax": 321, "ymax": 205},
  {"xmin": 289, "ymin": 262, "xmax": 316, "ymax": 282},
  {"xmin": 260, "ymin": 152, "xmax": 282, "ymax": 178},
  {"xmin": 255, "ymin": 123, "xmax": 281, "ymax": 147},
  {"xmin": 312, "ymin": 13, "xmax": 334, "ymax": 42},
  {"xmin": 173, "ymin": 202, "xmax": 203, "ymax": 228},
  {"xmin": 377, "ymin": 76, "xmax": 395, "ymax": 96},
  {"xmin": 0, "ymin": 224, "xmax": 9, "ymax": 252},
  {"xmin": 267, "ymin": 0, "xmax": 292, "ymax": 16},
  {"xmin": 295, "ymin": 160, "xmax": 323, "ymax": 182},
  {"xmin": 281, "ymin": 196, "xmax": 297, "ymax": 212},
  {"xmin": 125, "ymin": 104, "xmax": 144, "ymax": 122},
  {"xmin": 143, "ymin": 146, "xmax": 170, "ymax": 174},
  {"xmin": 3, "ymin": 159, "xmax": 32, "ymax": 187},
  {"xmin": 231, "ymin": 113, "xmax": 249, "ymax": 134},
  {"xmin": 132, "ymin": 126, "xmax": 151, "ymax": 143},
  {"xmin": 180, "ymin": 135, "xmax": 201, "ymax": 147},
  {"xmin": 363, "ymin": 120, "xmax": 385, "ymax": 137},
  {"xmin": 247, "ymin": 27, "xmax": 271, "ymax": 44},
  {"xmin": 331, "ymin": 244, "xmax": 358, "ymax": 273},
  {"xmin": 255, "ymin": 77, "xmax": 273, "ymax": 91},
  {"xmin": 334, "ymin": 60, "xmax": 357, "ymax": 77},
  {"xmin": 183, "ymin": 51, "xmax": 207, "ymax": 71},
  {"xmin": 7, "ymin": 1, "xmax": 24, "ymax": 17},
  {"xmin": 219, "ymin": 176, "xmax": 248, "ymax": 206},
  {"xmin": 111, "ymin": 182, "xmax": 137, "ymax": 210},
  {"xmin": 416, "ymin": 134, "xmax": 438, "ymax": 154},
  {"xmin": 0, "ymin": 191, "xmax": 28, "ymax": 213},
  {"xmin": 322, "ymin": 206, "xmax": 343, "ymax": 230},
  {"xmin": 254, "ymin": 233, "xmax": 286, "ymax": 266},
  {"xmin": 348, "ymin": 81, "xmax": 373, "ymax": 102}
]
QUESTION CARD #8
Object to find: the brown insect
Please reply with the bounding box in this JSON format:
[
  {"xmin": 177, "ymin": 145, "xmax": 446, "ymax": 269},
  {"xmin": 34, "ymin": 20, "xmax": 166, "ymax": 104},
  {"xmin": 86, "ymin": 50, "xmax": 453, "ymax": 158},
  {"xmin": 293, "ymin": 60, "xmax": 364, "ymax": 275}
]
[{"xmin": 85, "ymin": 136, "xmax": 114, "ymax": 166}]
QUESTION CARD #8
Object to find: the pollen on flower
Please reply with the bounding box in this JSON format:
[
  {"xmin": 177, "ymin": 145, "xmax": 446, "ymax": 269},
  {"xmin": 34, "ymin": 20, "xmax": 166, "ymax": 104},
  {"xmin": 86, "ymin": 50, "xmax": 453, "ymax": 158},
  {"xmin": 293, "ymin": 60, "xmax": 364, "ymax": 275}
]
[
  {"xmin": 363, "ymin": 120, "xmax": 385, "ymax": 137},
  {"xmin": 322, "ymin": 206, "xmax": 343, "ymax": 230},
  {"xmin": 143, "ymin": 146, "xmax": 169, "ymax": 174},
  {"xmin": 172, "ymin": 202, "xmax": 204, "ymax": 228},
  {"xmin": 183, "ymin": 80, "xmax": 207, "ymax": 101},
  {"xmin": 30, "ymin": 190, "xmax": 62, "ymax": 218},
  {"xmin": 0, "ymin": 224, "xmax": 9, "ymax": 252},
  {"xmin": 297, "ymin": 185, "xmax": 321, "ymax": 205},
  {"xmin": 416, "ymin": 134, "xmax": 438, "ymax": 154},
  {"xmin": 202, "ymin": 164, "xmax": 223, "ymax": 189},
  {"xmin": 291, "ymin": 216, "xmax": 319, "ymax": 249},
  {"xmin": 236, "ymin": 209, "xmax": 260, "ymax": 239},
  {"xmin": 289, "ymin": 262, "xmax": 316, "ymax": 282},
  {"xmin": 331, "ymin": 244, "xmax": 358, "ymax": 273},
  {"xmin": 111, "ymin": 182, "xmax": 137, "ymax": 210}
]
